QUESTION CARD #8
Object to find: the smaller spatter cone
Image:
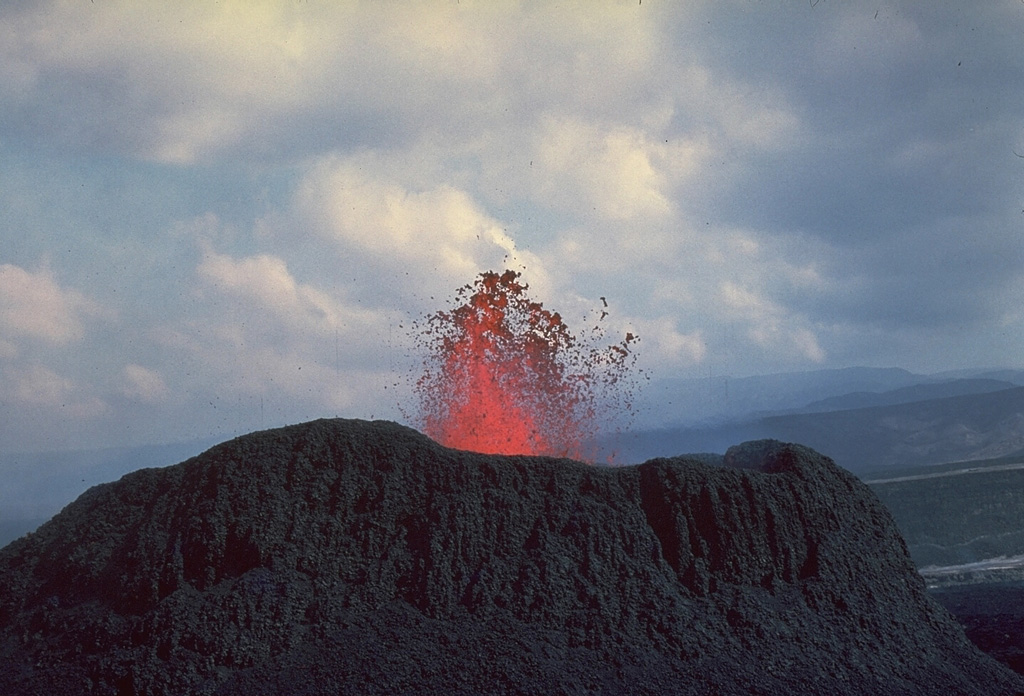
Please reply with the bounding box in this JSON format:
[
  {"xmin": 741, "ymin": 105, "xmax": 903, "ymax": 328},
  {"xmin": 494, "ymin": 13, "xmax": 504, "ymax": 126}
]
[{"xmin": 413, "ymin": 269, "xmax": 638, "ymax": 461}]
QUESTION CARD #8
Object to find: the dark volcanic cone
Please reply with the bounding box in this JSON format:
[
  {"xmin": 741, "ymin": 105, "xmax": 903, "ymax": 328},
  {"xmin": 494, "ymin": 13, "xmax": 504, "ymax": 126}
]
[{"xmin": 0, "ymin": 419, "xmax": 1020, "ymax": 695}]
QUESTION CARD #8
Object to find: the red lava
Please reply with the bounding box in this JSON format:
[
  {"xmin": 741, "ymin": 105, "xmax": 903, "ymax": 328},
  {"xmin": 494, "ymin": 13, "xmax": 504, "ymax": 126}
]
[{"xmin": 411, "ymin": 269, "xmax": 640, "ymax": 462}]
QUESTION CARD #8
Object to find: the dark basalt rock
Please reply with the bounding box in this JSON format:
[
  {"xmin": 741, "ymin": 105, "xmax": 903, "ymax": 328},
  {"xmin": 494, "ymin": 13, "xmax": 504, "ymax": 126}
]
[{"xmin": 0, "ymin": 419, "xmax": 1020, "ymax": 695}]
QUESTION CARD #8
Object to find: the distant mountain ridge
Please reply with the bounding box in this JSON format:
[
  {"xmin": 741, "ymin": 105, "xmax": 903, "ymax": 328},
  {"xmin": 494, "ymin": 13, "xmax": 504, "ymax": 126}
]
[
  {"xmin": 761, "ymin": 386, "xmax": 1024, "ymax": 471},
  {"xmin": 799, "ymin": 378, "xmax": 1018, "ymax": 413},
  {"xmin": 0, "ymin": 419, "xmax": 1018, "ymax": 695},
  {"xmin": 638, "ymin": 367, "xmax": 1024, "ymax": 429},
  {"xmin": 619, "ymin": 384, "xmax": 1024, "ymax": 473},
  {"xmin": 638, "ymin": 366, "xmax": 926, "ymax": 428}
]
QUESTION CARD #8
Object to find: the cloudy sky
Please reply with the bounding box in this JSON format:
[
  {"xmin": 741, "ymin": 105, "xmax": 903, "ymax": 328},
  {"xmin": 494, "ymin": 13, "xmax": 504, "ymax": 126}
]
[{"xmin": 1, "ymin": 0, "xmax": 1022, "ymax": 453}]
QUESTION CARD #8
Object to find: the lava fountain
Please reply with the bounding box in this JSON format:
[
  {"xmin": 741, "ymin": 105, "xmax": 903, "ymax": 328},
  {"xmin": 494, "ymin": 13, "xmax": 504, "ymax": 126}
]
[{"xmin": 412, "ymin": 270, "xmax": 640, "ymax": 461}]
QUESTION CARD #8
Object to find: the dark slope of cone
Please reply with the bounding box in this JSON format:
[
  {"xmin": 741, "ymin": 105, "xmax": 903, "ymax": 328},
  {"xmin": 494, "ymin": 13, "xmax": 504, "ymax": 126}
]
[{"xmin": 0, "ymin": 419, "xmax": 1019, "ymax": 696}]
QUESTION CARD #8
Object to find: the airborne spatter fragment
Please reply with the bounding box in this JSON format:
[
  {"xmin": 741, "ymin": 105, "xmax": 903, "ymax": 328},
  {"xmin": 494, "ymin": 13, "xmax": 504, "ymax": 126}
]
[{"xmin": 411, "ymin": 269, "xmax": 640, "ymax": 461}]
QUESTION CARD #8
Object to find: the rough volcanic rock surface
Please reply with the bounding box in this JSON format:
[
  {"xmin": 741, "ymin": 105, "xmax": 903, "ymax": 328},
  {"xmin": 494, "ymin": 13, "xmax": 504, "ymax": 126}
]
[
  {"xmin": 0, "ymin": 419, "xmax": 1019, "ymax": 695},
  {"xmin": 931, "ymin": 582, "xmax": 1024, "ymax": 677}
]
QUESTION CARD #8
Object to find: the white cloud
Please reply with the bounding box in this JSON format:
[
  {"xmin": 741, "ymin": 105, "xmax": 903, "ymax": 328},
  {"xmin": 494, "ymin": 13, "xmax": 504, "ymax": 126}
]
[
  {"xmin": 199, "ymin": 250, "xmax": 334, "ymax": 326},
  {"xmin": 171, "ymin": 245, "xmax": 409, "ymax": 413},
  {"xmin": 720, "ymin": 281, "xmax": 825, "ymax": 363},
  {"xmin": 120, "ymin": 364, "xmax": 169, "ymax": 404},
  {"xmin": 5, "ymin": 362, "xmax": 107, "ymax": 419},
  {"xmin": 301, "ymin": 167, "xmax": 497, "ymax": 268},
  {"xmin": 1, "ymin": 1, "xmax": 346, "ymax": 162},
  {"xmin": 0, "ymin": 2, "xmax": 678, "ymax": 165},
  {"xmin": 12, "ymin": 363, "xmax": 72, "ymax": 406},
  {"xmin": 628, "ymin": 316, "xmax": 706, "ymax": 367},
  {"xmin": 0, "ymin": 264, "xmax": 97, "ymax": 345},
  {"xmin": 293, "ymin": 158, "xmax": 550, "ymax": 303},
  {"xmin": 194, "ymin": 246, "xmax": 397, "ymax": 352},
  {"xmin": 719, "ymin": 99, "xmax": 800, "ymax": 152},
  {"xmin": 687, "ymin": 66, "xmax": 801, "ymax": 154},
  {"xmin": 528, "ymin": 116, "xmax": 685, "ymax": 222},
  {"xmin": 154, "ymin": 318, "xmax": 402, "ymax": 421}
]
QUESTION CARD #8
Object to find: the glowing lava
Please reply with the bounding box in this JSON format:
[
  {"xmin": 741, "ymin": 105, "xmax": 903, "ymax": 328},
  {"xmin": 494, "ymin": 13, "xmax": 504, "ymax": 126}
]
[{"xmin": 412, "ymin": 270, "xmax": 639, "ymax": 461}]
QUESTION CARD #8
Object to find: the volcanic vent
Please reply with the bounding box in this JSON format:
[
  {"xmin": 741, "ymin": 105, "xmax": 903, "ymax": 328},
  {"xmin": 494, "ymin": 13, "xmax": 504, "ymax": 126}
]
[
  {"xmin": 411, "ymin": 269, "xmax": 639, "ymax": 461},
  {"xmin": 1, "ymin": 419, "xmax": 1019, "ymax": 695}
]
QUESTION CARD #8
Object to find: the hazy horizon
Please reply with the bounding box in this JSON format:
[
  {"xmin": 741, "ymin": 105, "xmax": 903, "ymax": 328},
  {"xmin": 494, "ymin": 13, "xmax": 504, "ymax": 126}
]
[{"xmin": 0, "ymin": 362, "xmax": 1019, "ymax": 456}]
